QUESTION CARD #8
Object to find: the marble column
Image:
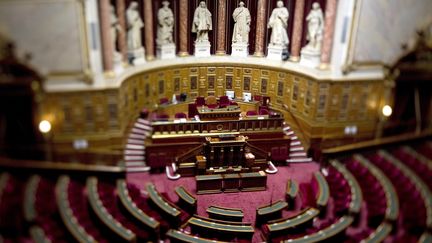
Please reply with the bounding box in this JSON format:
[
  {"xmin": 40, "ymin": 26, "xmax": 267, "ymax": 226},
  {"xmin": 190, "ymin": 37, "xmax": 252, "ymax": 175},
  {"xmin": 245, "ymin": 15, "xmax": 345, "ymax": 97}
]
[
  {"xmin": 178, "ymin": 0, "xmax": 189, "ymax": 56},
  {"xmin": 143, "ymin": 0, "xmax": 155, "ymax": 60},
  {"xmin": 216, "ymin": 0, "xmax": 227, "ymax": 55},
  {"xmin": 289, "ymin": 0, "xmax": 305, "ymax": 62},
  {"xmin": 254, "ymin": 0, "xmax": 267, "ymax": 57},
  {"xmin": 116, "ymin": 0, "xmax": 127, "ymax": 63},
  {"xmin": 99, "ymin": 0, "xmax": 114, "ymax": 72},
  {"xmin": 319, "ymin": 0, "xmax": 338, "ymax": 69}
]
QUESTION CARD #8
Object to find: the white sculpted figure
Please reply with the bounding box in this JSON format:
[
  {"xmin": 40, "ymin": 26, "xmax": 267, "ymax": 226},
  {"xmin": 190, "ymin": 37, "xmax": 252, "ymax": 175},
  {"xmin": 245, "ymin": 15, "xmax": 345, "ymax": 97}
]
[
  {"xmin": 157, "ymin": 1, "xmax": 174, "ymax": 46},
  {"xmin": 110, "ymin": 5, "xmax": 121, "ymax": 55},
  {"xmin": 126, "ymin": 1, "xmax": 144, "ymax": 50},
  {"xmin": 192, "ymin": 1, "xmax": 212, "ymax": 43},
  {"xmin": 232, "ymin": 1, "xmax": 251, "ymax": 44},
  {"xmin": 304, "ymin": 2, "xmax": 324, "ymax": 51},
  {"xmin": 268, "ymin": 0, "xmax": 289, "ymax": 47}
]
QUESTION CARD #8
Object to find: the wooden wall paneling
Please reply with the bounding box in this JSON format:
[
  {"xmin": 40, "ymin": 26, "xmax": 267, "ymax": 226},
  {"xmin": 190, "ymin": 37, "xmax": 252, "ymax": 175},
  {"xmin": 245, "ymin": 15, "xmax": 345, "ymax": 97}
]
[{"xmin": 216, "ymin": 67, "xmax": 225, "ymax": 96}]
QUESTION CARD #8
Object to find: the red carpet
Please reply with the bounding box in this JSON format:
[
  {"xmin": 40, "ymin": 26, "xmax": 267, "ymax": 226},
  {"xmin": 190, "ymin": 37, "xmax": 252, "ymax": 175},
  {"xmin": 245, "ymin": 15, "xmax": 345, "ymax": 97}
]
[{"xmin": 127, "ymin": 162, "xmax": 319, "ymax": 242}]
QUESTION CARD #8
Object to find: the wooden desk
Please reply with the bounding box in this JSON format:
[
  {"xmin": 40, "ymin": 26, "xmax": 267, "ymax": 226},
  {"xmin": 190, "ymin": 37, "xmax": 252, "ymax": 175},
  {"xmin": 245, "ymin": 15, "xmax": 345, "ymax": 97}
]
[
  {"xmin": 87, "ymin": 177, "xmax": 135, "ymax": 242},
  {"xmin": 240, "ymin": 171, "xmax": 267, "ymax": 191},
  {"xmin": 197, "ymin": 106, "xmax": 241, "ymax": 121},
  {"xmin": 187, "ymin": 216, "xmax": 254, "ymax": 240},
  {"xmin": 256, "ymin": 199, "xmax": 288, "ymax": 225},
  {"xmin": 146, "ymin": 183, "xmax": 182, "ymax": 224},
  {"xmin": 314, "ymin": 172, "xmax": 330, "ymax": 208},
  {"xmin": 286, "ymin": 179, "xmax": 299, "ymax": 210},
  {"xmin": 263, "ymin": 207, "xmax": 319, "ymax": 240},
  {"xmin": 223, "ymin": 173, "xmax": 241, "ymax": 192},
  {"xmin": 284, "ymin": 215, "xmax": 354, "ymax": 242},
  {"xmin": 175, "ymin": 186, "xmax": 197, "ymax": 214},
  {"xmin": 207, "ymin": 206, "xmax": 244, "ymax": 222},
  {"xmin": 196, "ymin": 174, "xmax": 223, "ymax": 194},
  {"xmin": 330, "ymin": 160, "xmax": 363, "ymax": 215},
  {"xmin": 116, "ymin": 180, "xmax": 160, "ymax": 233},
  {"xmin": 166, "ymin": 229, "xmax": 229, "ymax": 243},
  {"xmin": 360, "ymin": 222, "xmax": 392, "ymax": 243}
]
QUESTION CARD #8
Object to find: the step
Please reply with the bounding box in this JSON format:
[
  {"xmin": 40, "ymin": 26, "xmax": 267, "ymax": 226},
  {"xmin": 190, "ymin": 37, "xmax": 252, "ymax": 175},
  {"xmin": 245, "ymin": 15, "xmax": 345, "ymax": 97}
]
[
  {"xmin": 125, "ymin": 144, "xmax": 145, "ymax": 150},
  {"xmin": 283, "ymin": 126, "xmax": 291, "ymax": 131},
  {"xmin": 287, "ymin": 157, "xmax": 313, "ymax": 163},
  {"xmin": 290, "ymin": 152, "xmax": 307, "ymax": 157},
  {"xmin": 129, "ymin": 133, "xmax": 147, "ymax": 140},
  {"xmin": 134, "ymin": 123, "xmax": 152, "ymax": 131},
  {"xmin": 127, "ymin": 138, "xmax": 145, "ymax": 145},
  {"xmin": 291, "ymin": 136, "xmax": 298, "ymax": 140},
  {"xmin": 126, "ymin": 161, "xmax": 146, "ymax": 166},
  {"xmin": 126, "ymin": 166, "xmax": 151, "ymax": 173},
  {"xmin": 137, "ymin": 118, "xmax": 152, "ymax": 126},
  {"xmin": 290, "ymin": 141, "xmax": 301, "ymax": 146},
  {"xmin": 131, "ymin": 127, "xmax": 150, "ymax": 136},
  {"xmin": 124, "ymin": 150, "xmax": 145, "ymax": 155},
  {"xmin": 124, "ymin": 155, "xmax": 145, "ymax": 161},
  {"xmin": 285, "ymin": 130, "xmax": 294, "ymax": 136},
  {"xmin": 290, "ymin": 146, "xmax": 304, "ymax": 152}
]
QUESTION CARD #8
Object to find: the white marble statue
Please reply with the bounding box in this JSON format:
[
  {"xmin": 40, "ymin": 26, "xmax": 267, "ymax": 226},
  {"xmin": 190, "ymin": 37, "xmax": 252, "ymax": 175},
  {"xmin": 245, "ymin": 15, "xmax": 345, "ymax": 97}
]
[
  {"xmin": 304, "ymin": 2, "xmax": 324, "ymax": 51},
  {"xmin": 157, "ymin": 1, "xmax": 174, "ymax": 46},
  {"xmin": 126, "ymin": 1, "xmax": 144, "ymax": 51},
  {"xmin": 267, "ymin": 0, "xmax": 289, "ymax": 47},
  {"xmin": 192, "ymin": 1, "xmax": 212, "ymax": 43},
  {"xmin": 232, "ymin": 1, "xmax": 251, "ymax": 44},
  {"xmin": 110, "ymin": 5, "xmax": 121, "ymax": 56}
]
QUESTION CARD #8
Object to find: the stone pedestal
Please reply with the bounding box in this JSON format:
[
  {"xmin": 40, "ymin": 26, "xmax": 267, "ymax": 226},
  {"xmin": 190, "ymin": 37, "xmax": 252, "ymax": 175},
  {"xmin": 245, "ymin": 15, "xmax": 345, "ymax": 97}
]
[
  {"xmin": 128, "ymin": 47, "xmax": 146, "ymax": 65},
  {"xmin": 300, "ymin": 47, "xmax": 321, "ymax": 68},
  {"xmin": 267, "ymin": 45, "xmax": 286, "ymax": 61},
  {"xmin": 157, "ymin": 44, "xmax": 176, "ymax": 59},
  {"xmin": 194, "ymin": 41, "xmax": 211, "ymax": 57},
  {"xmin": 231, "ymin": 43, "xmax": 248, "ymax": 57}
]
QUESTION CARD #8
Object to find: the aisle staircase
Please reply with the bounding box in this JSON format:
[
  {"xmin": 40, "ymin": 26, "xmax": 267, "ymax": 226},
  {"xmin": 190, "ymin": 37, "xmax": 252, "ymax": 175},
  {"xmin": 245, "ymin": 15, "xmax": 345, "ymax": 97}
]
[
  {"xmin": 124, "ymin": 118, "xmax": 152, "ymax": 172},
  {"xmin": 283, "ymin": 125, "xmax": 313, "ymax": 163}
]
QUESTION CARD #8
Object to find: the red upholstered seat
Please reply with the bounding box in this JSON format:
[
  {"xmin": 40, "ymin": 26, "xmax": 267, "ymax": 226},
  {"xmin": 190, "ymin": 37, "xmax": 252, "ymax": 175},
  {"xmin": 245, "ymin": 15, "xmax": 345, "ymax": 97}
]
[
  {"xmin": 259, "ymin": 108, "xmax": 269, "ymax": 115},
  {"xmin": 175, "ymin": 112, "xmax": 187, "ymax": 119},
  {"xmin": 246, "ymin": 110, "xmax": 257, "ymax": 116},
  {"xmin": 195, "ymin": 96, "xmax": 205, "ymax": 106},
  {"xmin": 253, "ymin": 95, "xmax": 262, "ymax": 102},
  {"xmin": 159, "ymin": 97, "xmax": 169, "ymax": 105},
  {"xmin": 219, "ymin": 95, "xmax": 230, "ymax": 108},
  {"xmin": 188, "ymin": 103, "xmax": 198, "ymax": 118},
  {"xmin": 156, "ymin": 113, "xmax": 169, "ymax": 121}
]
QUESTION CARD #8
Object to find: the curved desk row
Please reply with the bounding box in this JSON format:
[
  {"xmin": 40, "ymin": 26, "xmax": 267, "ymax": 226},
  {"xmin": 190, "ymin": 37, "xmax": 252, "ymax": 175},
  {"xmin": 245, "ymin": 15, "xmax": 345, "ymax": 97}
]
[
  {"xmin": 146, "ymin": 183, "xmax": 186, "ymax": 227},
  {"xmin": 360, "ymin": 222, "xmax": 392, "ymax": 243},
  {"xmin": 286, "ymin": 179, "xmax": 299, "ymax": 209},
  {"xmin": 86, "ymin": 177, "xmax": 135, "ymax": 242},
  {"xmin": 207, "ymin": 205, "xmax": 244, "ymax": 222},
  {"xmin": 175, "ymin": 186, "xmax": 197, "ymax": 214},
  {"xmin": 379, "ymin": 150, "xmax": 432, "ymax": 229},
  {"xmin": 116, "ymin": 180, "xmax": 160, "ymax": 232},
  {"xmin": 313, "ymin": 172, "xmax": 330, "ymax": 209},
  {"xmin": 56, "ymin": 175, "xmax": 96, "ymax": 243},
  {"xmin": 354, "ymin": 154, "xmax": 399, "ymax": 222},
  {"xmin": 263, "ymin": 207, "xmax": 320, "ymax": 241},
  {"xmin": 23, "ymin": 175, "xmax": 40, "ymax": 222},
  {"xmin": 166, "ymin": 229, "xmax": 230, "ymax": 243},
  {"xmin": 284, "ymin": 215, "xmax": 354, "ymax": 243},
  {"xmin": 187, "ymin": 215, "xmax": 254, "ymax": 241},
  {"xmin": 256, "ymin": 199, "xmax": 288, "ymax": 225},
  {"xmin": 330, "ymin": 160, "xmax": 363, "ymax": 215}
]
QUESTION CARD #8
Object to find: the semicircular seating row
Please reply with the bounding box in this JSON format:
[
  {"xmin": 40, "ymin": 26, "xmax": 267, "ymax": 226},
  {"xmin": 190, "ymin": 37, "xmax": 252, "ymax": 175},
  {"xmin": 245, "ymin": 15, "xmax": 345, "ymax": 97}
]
[{"xmin": 1, "ymin": 142, "xmax": 432, "ymax": 242}]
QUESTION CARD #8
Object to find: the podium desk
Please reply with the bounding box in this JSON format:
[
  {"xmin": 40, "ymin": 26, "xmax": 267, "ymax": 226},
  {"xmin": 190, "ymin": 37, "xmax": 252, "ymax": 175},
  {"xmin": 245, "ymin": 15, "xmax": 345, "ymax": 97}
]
[
  {"xmin": 223, "ymin": 173, "xmax": 241, "ymax": 192},
  {"xmin": 196, "ymin": 174, "xmax": 223, "ymax": 194},
  {"xmin": 240, "ymin": 171, "xmax": 267, "ymax": 192}
]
